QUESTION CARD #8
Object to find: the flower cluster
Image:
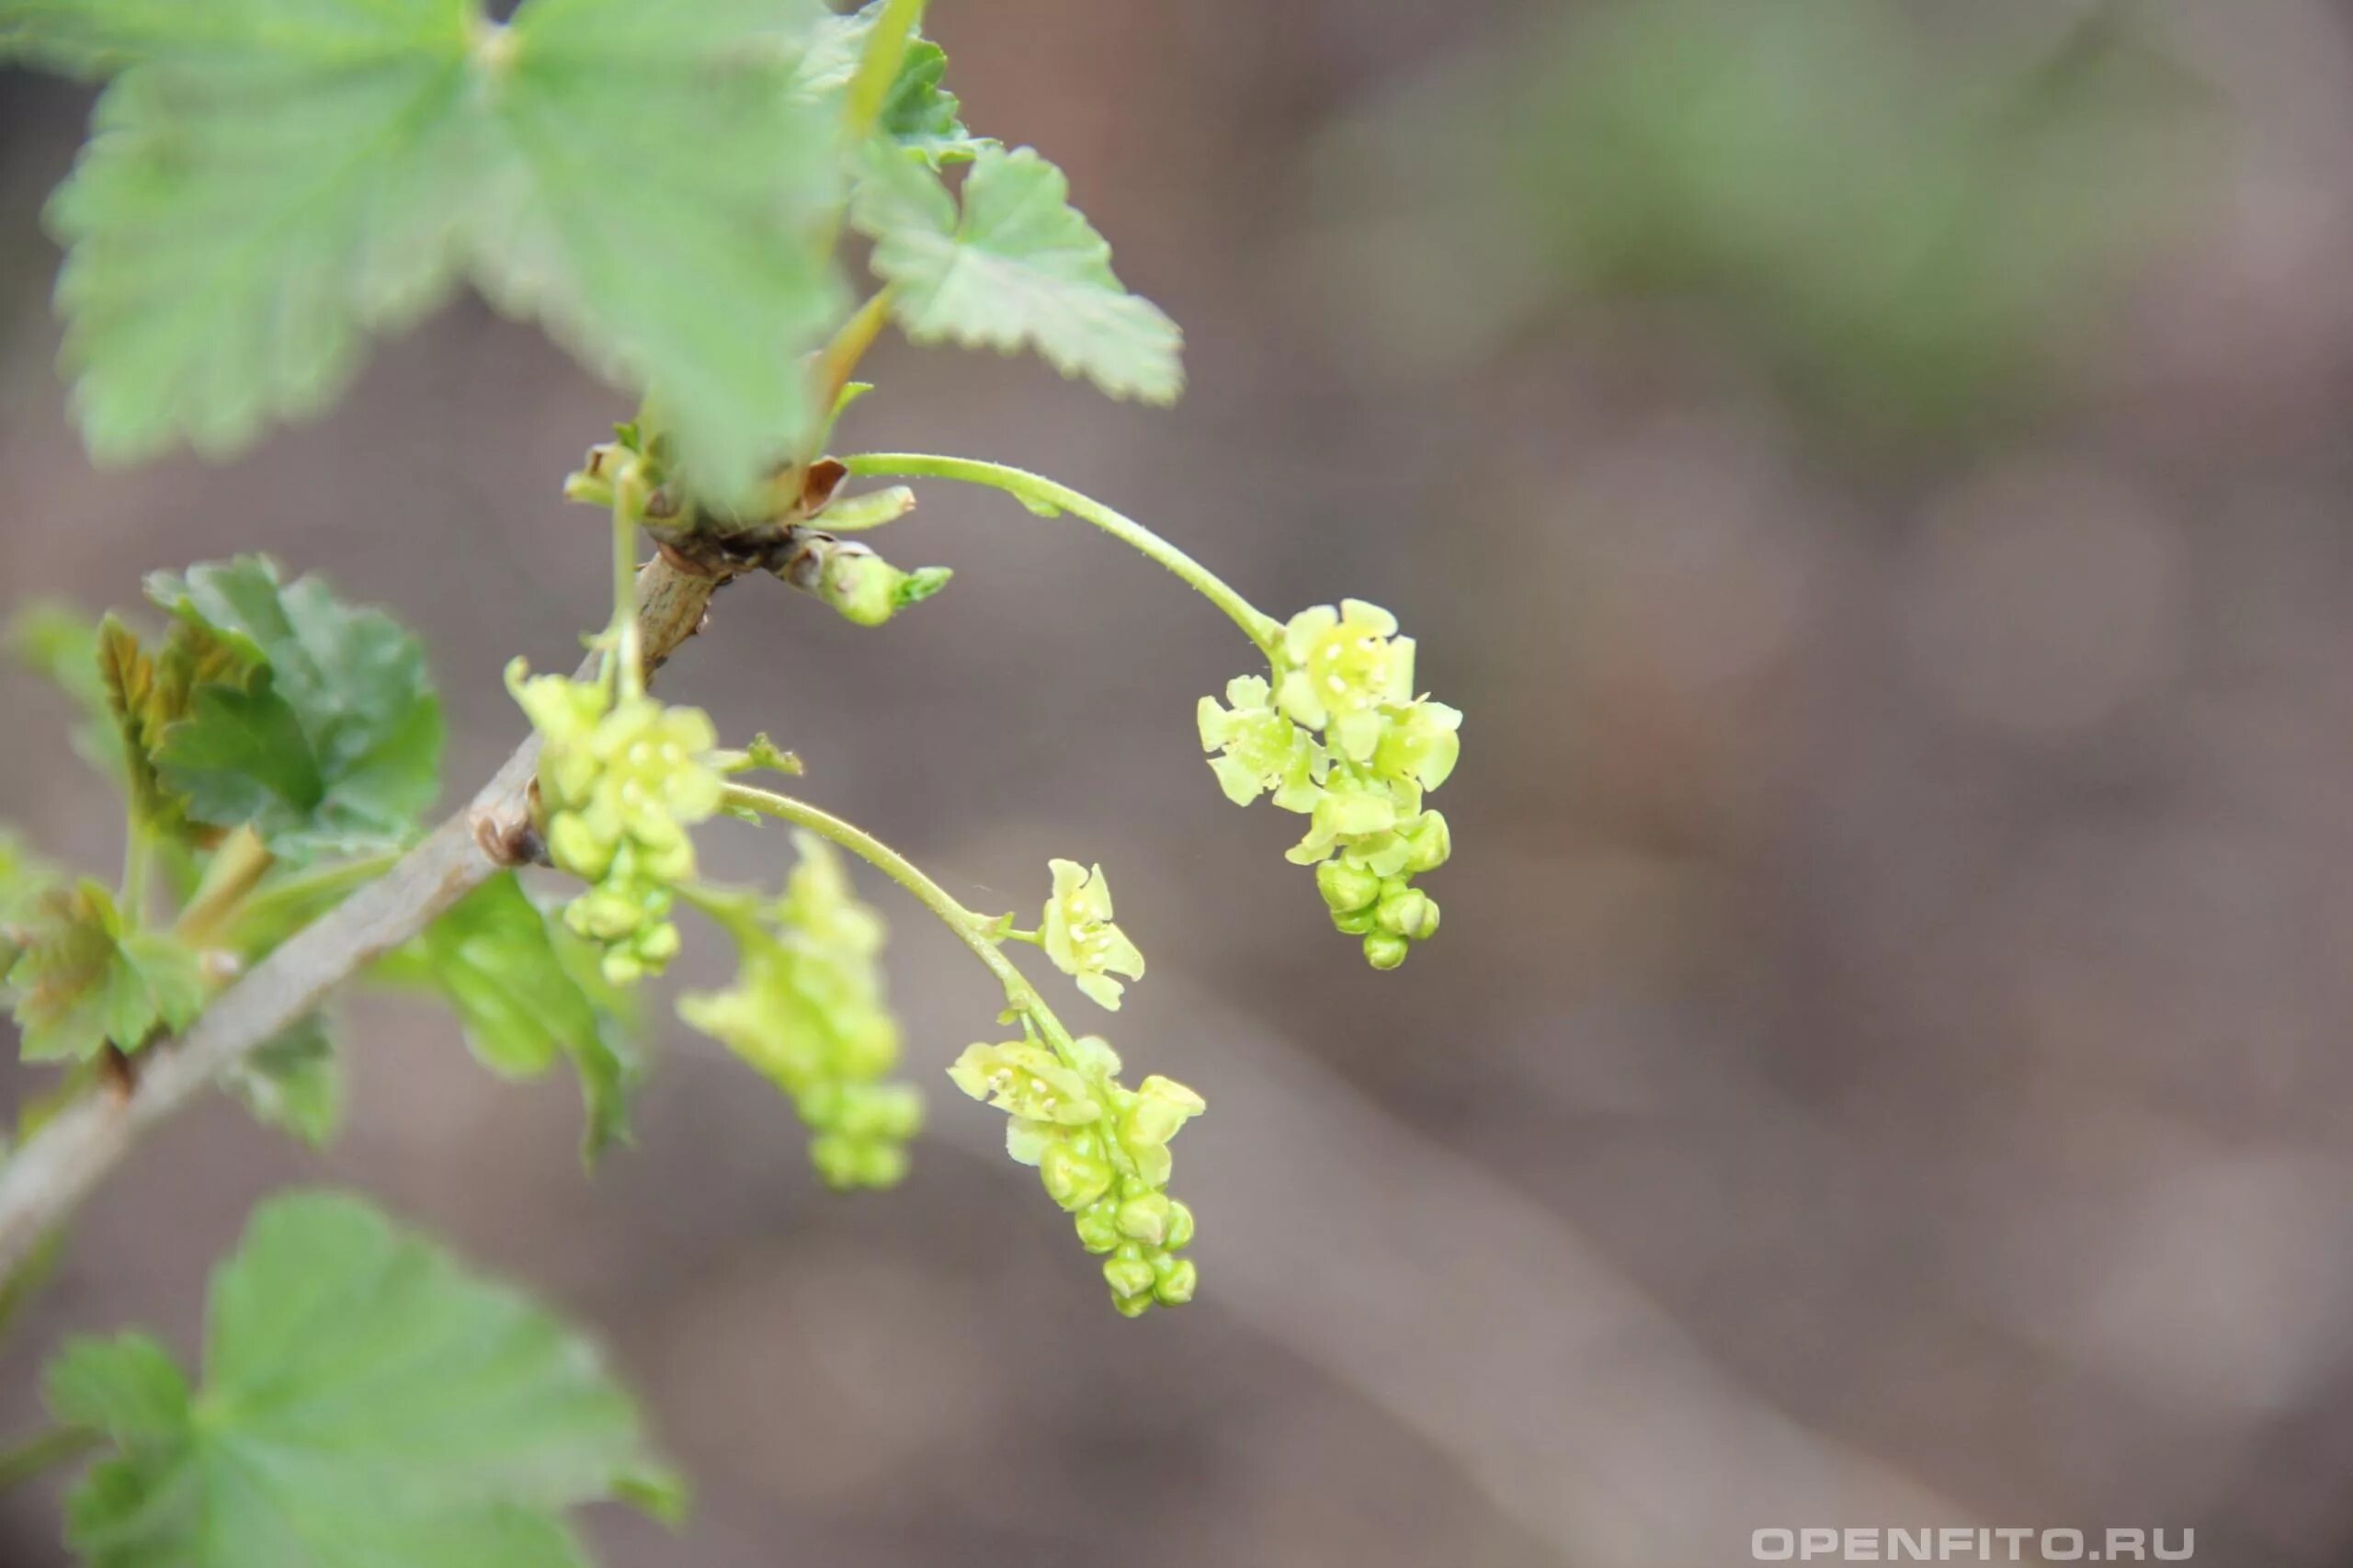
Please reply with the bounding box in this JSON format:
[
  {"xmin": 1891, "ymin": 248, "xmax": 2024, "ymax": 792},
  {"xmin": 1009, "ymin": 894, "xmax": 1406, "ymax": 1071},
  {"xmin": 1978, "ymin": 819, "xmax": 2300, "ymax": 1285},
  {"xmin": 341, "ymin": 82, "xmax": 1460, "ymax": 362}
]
[
  {"xmin": 1040, "ymin": 858, "xmax": 1144, "ymax": 1010},
  {"xmin": 949, "ymin": 1032, "xmax": 1203, "ymax": 1316},
  {"xmin": 1199, "ymin": 599, "xmax": 1459, "ymax": 967},
  {"xmin": 678, "ymin": 834, "xmax": 922, "ymax": 1189},
  {"xmin": 508, "ymin": 661, "xmax": 723, "ymax": 985}
]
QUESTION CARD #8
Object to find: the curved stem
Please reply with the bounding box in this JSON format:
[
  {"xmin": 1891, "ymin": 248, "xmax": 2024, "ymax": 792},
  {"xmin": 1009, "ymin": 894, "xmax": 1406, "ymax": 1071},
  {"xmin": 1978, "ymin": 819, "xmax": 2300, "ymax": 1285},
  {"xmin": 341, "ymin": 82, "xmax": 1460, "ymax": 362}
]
[
  {"xmin": 842, "ymin": 453, "xmax": 1284, "ymax": 656},
  {"xmin": 718, "ymin": 784, "xmax": 1081, "ymax": 1057},
  {"xmin": 0, "ymin": 1426, "xmax": 100, "ymax": 1493}
]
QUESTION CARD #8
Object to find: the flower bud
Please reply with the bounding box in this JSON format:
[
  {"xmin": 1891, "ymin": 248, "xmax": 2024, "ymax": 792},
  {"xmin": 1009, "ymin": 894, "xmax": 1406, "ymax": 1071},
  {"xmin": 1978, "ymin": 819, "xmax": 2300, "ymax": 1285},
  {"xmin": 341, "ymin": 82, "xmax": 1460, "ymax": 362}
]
[
  {"xmin": 1152, "ymin": 1255, "xmax": 1198, "ymax": 1306},
  {"xmin": 546, "ymin": 813, "xmax": 614, "ymax": 881},
  {"xmin": 1116, "ymin": 1192, "xmax": 1172, "ymax": 1244},
  {"xmin": 1041, "ymin": 1142, "xmax": 1115, "ymax": 1211},
  {"xmin": 1363, "ymin": 931, "xmax": 1410, "ymax": 971},
  {"xmin": 1103, "ymin": 1248, "xmax": 1156, "ymax": 1301},
  {"xmin": 1074, "ymin": 1198, "xmax": 1123, "ymax": 1254},
  {"xmin": 1376, "ymin": 887, "xmax": 1439, "ymax": 940},
  {"xmin": 569, "ymin": 887, "xmax": 643, "ymax": 942},
  {"xmin": 635, "ymin": 920, "xmax": 682, "ymax": 964},
  {"xmin": 1163, "ymin": 1199, "xmax": 1196, "ymax": 1251},
  {"xmin": 1316, "ymin": 858, "xmax": 1381, "ymax": 915}
]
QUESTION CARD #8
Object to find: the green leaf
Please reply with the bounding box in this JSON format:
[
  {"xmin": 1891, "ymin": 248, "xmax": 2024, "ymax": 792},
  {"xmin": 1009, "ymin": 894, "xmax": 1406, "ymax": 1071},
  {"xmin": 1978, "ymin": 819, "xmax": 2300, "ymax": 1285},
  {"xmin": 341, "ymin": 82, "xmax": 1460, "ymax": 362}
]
[
  {"xmin": 223, "ymin": 1012, "xmax": 344, "ymax": 1146},
  {"xmin": 796, "ymin": 5, "xmax": 988, "ymax": 165},
  {"xmin": 378, "ymin": 873, "xmax": 642, "ymax": 1161},
  {"xmin": 9, "ymin": 603, "xmax": 122, "ymax": 782},
  {"xmin": 45, "ymin": 1334, "xmax": 189, "ymax": 1443},
  {"xmin": 9, "ymin": 881, "xmax": 204, "ymax": 1062},
  {"xmin": 91, "ymin": 611, "xmax": 256, "ymax": 841},
  {"xmin": 854, "ymin": 144, "xmax": 1183, "ymax": 403},
  {"xmin": 31, "ymin": 0, "xmax": 842, "ymax": 500},
  {"xmin": 0, "ymin": 830, "xmax": 55, "ymax": 987},
  {"xmin": 52, "ymin": 1190, "xmax": 681, "ymax": 1568},
  {"xmin": 146, "ymin": 557, "xmax": 441, "ymax": 862}
]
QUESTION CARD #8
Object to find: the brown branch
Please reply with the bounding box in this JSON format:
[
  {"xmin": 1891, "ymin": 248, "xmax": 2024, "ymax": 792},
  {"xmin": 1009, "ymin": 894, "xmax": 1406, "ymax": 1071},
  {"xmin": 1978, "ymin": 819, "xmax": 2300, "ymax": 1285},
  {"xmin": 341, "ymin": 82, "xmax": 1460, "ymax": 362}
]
[{"xmin": 0, "ymin": 555, "xmax": 730, "ymax": 1278}]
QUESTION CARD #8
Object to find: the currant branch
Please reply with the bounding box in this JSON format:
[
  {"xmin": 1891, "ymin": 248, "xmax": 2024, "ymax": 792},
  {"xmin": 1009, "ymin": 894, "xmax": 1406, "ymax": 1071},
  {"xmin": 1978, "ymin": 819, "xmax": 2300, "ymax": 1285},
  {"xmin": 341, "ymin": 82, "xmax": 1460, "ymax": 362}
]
[{"xmin": 0, "ymin": 554, "xmax": 726, "ymax": 1278}]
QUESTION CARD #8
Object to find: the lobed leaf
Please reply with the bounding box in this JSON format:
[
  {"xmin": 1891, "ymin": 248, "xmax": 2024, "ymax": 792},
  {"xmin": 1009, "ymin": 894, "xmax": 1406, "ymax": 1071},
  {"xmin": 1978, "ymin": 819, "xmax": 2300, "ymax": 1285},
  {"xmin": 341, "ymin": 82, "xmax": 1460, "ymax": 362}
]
[
  {"xmin": 145, "ymin": 556, "xmax": 441, "ymax": 862},
  {"xmin": 854, "ymin": 144, "xmax": 1184, "ymax": 403},
  {"xmin": 28, "ymin": 0, "xmax": 842, "ymax": 501},
  {"xmin": 52, "ymin": 1190, "xmax": 679, "ymax": 1568},
  {"xmin": 796, "ymin": 3, "xmax": 989, "ymax": 165},
  {"xmin": 7, "ymin": 880, "xmax": 203, "ymax": 1062}
]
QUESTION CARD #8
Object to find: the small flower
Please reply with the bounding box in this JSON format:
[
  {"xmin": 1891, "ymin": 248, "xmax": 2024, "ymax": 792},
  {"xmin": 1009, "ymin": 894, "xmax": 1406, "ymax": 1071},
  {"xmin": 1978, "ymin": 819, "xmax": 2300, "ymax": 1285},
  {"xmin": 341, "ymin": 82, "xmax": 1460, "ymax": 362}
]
[
  {"xmin": 1198, "ymin": 676, "xmax": 1323, "ymax": 810},
  {"xmin": 948, "ymin": 1039, "xmax": 1101, "ymax": 1124},
  {"xmin": 509, "ymin": 660, "xmax": 722, "ymax": 986},
  {"xmin": 1196, "ymin": 600, "xmax": 1457, "ymax": 969},
  {"xmin": 1284, "ymin": 764, "xmax": 1413, "ymax": 867},
  {"xmin": 1276, "ymin": 599, "xmax": 1415, "ymax": 763},
  {"xmin": 951, "ymin": 1028, "xmax": 1204, "ymax": 1316},
  {"xmin": 1370, "ymin": 698, "xmax": 1461, "ymax": 792},
  {"xmin": 1041, "ymin": 859, "xmax": 1145, "ymax": 1011},
  {"xmin": 677, "ymin": 835, "xmax": 921, "ymax": 1189}
]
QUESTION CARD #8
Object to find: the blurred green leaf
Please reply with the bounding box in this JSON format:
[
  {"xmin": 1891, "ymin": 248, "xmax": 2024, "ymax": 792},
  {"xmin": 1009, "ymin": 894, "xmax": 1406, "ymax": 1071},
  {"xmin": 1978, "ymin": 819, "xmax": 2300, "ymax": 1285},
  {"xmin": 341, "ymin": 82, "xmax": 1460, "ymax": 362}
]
[
  {"xmin": 146, "ymin": 557, "xmax": 441, "ymax": 862},
  {"xmin": 97, "ymin": 613, "xmax": 254, "ymax": 842},
  {"xmin": 9, "ymin": 604, "xmax": 120, "ymax": 782},
  {"xmin": 378, "ymin": 872, "xmax": 642, "ymax": 1161},
  {"xmin": 798, "ymin": 4, "xmax": 988, "ymax": 165},
  {"xmin": 24, "ymin": 0, "xmax": 841, "ymax": 499},
  {"xmin": 222, "ymin": 1012, "xmax": 344, "ymax": 1146},
  {"xmin": 52, "ymin": 1190, "xmax": 680, "ymax": 1568},
  {"xmin": 45, "ymin": 1334, "xmax": 188, "ymax": 1444},
  {"xmin": 7, "ymin": 880, "xmax": 203, "ymax": 1063},
  {"xmin": 855, "ymin": 144, "xmax": 1184, "ymax": 403}
]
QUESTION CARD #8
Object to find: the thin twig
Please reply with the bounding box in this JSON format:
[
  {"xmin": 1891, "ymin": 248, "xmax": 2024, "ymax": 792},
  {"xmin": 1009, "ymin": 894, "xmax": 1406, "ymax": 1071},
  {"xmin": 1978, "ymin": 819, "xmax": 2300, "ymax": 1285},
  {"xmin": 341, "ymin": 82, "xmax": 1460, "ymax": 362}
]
[{"xmin": 0, "ymin": 555, "xmax": 730, "ymax": 1280}]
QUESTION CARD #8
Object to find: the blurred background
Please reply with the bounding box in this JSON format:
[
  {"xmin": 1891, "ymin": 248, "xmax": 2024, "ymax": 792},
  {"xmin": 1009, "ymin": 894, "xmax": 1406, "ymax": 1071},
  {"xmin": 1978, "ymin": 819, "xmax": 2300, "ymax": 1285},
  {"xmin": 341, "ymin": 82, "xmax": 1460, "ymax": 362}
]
[{"xmin": 4, "ymin": 0, "xmax": 2351, "ymax": 1562}]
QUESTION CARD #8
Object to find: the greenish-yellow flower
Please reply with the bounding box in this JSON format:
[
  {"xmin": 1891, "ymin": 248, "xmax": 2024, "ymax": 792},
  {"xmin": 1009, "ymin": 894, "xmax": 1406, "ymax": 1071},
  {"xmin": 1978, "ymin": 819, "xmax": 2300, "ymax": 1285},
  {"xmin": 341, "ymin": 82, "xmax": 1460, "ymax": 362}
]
[
  {"xmin": 1198, "ymin": 675, "xmax": 1324, "ymax": 810},
  {"xmin": 1276, "ymin": 599, "xmax": 1415, "ymax": 763},
  {"xmin": 1040, "ymin": 859, "xmax": 1146, "ymax": 1011}
]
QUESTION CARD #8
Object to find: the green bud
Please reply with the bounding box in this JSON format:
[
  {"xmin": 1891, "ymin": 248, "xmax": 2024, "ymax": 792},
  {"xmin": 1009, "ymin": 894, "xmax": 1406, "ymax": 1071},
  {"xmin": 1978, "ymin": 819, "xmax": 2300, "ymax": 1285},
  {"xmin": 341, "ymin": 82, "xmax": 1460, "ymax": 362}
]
[
  {"xmin": 1116, "ymin": 1192, "xmax": 1172, "ymax": 1244},
  {"xmin": 856, "ymin": 1141, "xmax": 910, "ymax": 1189},
  {"xmin": 1332, "ymin": 905, "xmax": 1378, "ymax": 936},
  {"xmin": 1363, "ymin": 931, "xmax": 1410, "ymax": 971},
  {"xmin": 1163, "ymin": 1199, "xmax": 1196, "ymax": 1251},
  {"xmin": 1152, "ymin": 1254, "xmax": 1198, "ymax": 1306},
  {"xmin": 1111, "ymin": 1290, "xmax": 1155, "ymax": 1319},
  {"xmin": 1074, "ymin": 1198, "xmax": 1123, "ymax": 1254},
  {"xmin": 570, "ymin": 887, "xmax": 643, "ymax": 941},
  {"xmin": 546, "ymin": 813, "xmax": 614, "ymax": 881},
  {"xmin": 636, "ymin": 919, "xmax": 682, "ymax": 964},
  {"xmin": 1316, "ymin": 858, "xmax": 1381, "ymax": 915},
  {"xmin": 1376, "ymin": 887, "xmax": 1438, "ymax": 941},
  {"xmin": 1103, "ymin": 1248, "xmax": 1156, "ymax": 1301},
  {"xmin": 1041, "ymin": 1142, "xmax": 1115, "ymax": 1211}
]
